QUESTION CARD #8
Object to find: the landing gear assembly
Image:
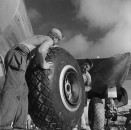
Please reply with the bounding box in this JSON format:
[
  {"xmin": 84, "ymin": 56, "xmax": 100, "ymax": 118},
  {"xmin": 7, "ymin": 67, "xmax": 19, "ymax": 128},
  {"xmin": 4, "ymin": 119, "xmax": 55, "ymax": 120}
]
[
  {"xmin": 88, "ymin": 87, "xmax": 122, "ymax": 130},
  {"xmin": 26, "ymin": 47, "xmax": 85, "ymax": 130}
]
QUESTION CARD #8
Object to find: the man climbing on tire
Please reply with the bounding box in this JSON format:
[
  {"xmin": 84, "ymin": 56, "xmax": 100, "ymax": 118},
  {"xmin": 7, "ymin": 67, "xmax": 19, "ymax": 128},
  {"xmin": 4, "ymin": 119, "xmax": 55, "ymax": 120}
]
[{"xmin": 0, "ymin": 28, "xmax": 63, "ymax": 129}]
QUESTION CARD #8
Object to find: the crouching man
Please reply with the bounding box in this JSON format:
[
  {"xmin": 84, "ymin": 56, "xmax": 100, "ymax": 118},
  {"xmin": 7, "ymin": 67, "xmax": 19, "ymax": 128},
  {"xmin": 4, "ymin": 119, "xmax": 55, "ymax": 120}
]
[
  {"xmin": 73, "ymin": 60, "xmax": 93, "ymax": 130},
  {"xmin": 80, "ymin": 60, "xmax": 93, "ymax": 130}
]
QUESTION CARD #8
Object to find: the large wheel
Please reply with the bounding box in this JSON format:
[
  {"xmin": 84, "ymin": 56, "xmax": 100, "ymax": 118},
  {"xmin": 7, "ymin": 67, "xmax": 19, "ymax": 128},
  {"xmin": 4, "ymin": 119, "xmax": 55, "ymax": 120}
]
[
  {"xmin": 88, "ymin": 97, "xmax": 105, "ymax": 130},
  {"xmin": 25, "ymin": 47, "xmax": 85, "ymax": 130}
]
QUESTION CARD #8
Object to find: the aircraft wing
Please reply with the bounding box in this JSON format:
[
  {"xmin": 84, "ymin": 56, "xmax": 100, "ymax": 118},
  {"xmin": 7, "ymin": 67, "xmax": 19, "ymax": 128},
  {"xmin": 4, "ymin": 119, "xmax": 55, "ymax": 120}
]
[
  {"xmin": 91, "ymin": 58, "xmax": 131, "ymax": 81},
  {"xmin": 77, "ymin": 52, "xmax": 131, "ymax": 93},
  {"xmin": 77, "ymin": 54, "xmax": 131, "ymax": 81},
  {"xmin": 126, "ymin": 66, "xmax": 131, "ymax": 80}
]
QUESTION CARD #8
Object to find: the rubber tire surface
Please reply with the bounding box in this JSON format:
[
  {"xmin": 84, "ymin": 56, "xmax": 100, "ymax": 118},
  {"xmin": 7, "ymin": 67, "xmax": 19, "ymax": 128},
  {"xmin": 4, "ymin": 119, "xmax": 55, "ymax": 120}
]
[
  {"xmin": 88, "ymin": 97, "xmax": 105, "ymax": 130},
  {"xmin": 26, "ymin": 47, "xmax": 85, "ymax": 130}
]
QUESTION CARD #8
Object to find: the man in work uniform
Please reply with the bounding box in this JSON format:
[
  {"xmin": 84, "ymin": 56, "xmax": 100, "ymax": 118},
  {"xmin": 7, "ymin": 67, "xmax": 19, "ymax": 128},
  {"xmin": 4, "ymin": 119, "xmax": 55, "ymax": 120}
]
[
  {"xmin": 0, "ymin": 28, "xmax": 63, "ymax": 129},
  {"xmin": 80, "ymin": 60, "xmax": 93, "ymax": 130}
]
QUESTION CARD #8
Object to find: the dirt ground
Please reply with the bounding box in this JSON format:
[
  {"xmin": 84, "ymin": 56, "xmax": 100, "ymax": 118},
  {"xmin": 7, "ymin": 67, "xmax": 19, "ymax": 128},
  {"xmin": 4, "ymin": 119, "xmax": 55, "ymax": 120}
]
[{"xmin": 26, "ymin": 101, "xmax": 131, "ymax": 130}]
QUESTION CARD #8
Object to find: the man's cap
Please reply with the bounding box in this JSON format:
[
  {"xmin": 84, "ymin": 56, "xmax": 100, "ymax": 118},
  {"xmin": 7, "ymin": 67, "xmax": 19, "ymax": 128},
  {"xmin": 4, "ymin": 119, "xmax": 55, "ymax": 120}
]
[{"xmin": 48, "ymin": 28, "xmax": 63, "ymax": 40}]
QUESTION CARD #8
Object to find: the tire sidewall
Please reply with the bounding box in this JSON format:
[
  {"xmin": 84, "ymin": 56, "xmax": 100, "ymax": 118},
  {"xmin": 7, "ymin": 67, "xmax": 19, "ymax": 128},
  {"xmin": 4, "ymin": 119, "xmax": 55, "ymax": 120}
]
[{"xmin": 49, "ymin": 48, "xmax": 85, "ymax": 127}]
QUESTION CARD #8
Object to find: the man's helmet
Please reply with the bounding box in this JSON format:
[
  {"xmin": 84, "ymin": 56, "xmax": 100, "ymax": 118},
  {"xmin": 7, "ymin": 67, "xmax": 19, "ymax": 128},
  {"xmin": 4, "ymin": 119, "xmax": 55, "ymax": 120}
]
[{"xmin": 48, "ymin": 28, "xmax": 63, "ymax": 41}]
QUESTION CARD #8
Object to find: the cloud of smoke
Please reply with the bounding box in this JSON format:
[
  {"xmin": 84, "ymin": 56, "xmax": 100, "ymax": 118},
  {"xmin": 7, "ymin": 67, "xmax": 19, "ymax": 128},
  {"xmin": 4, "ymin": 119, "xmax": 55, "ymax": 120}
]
[
  {"xmin": 74, "ymin": 0, "xmax": 128, "ymax": 28},
  {"xmin": 62, "ymin": 34, "xmax": 92, "ymax": 58},
  {"xmin": 70, "ymin": 0, "xmax": 131, "ymax": 58}
]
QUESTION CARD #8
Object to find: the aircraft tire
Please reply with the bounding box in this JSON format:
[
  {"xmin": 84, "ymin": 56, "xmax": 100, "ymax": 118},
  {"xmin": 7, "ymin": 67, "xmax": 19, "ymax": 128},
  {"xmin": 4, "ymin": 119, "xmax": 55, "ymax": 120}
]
[
  {"xmin": 26, "ymin": 47, "xmax": 85, "ymax": 130},
  {"xmin": 88, "ymin": 97, "xmax": 105, "ymax": 130}
]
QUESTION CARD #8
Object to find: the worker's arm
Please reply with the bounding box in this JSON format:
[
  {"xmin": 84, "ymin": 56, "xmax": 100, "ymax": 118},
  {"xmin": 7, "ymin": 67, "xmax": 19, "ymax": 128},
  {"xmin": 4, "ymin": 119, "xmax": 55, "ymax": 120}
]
[
  {"xmin": 83, "ymin": 72, "xmax": 92, "ymax": 92},
  {"xmin": 37, "ymin": 37, "xmax": 54, "ymax": 69},
  {"xmin": 20, "ymin": 35, "xmax": 53, "ymax": 52},
  {"xmin": 20, "ymin": 35, "xmax": 54, "ymax": 69}
]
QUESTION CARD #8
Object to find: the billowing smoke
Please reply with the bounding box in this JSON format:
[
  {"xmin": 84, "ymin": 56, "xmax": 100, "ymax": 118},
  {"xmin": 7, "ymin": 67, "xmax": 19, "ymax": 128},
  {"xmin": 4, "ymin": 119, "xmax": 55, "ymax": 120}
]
[
  {"xmin": 62, "ymin": 34, "xmax": 92, "ymax": 58},
  {"xmin": 68, "ymin": 0, "xmax": 131, "ymax": 58}
]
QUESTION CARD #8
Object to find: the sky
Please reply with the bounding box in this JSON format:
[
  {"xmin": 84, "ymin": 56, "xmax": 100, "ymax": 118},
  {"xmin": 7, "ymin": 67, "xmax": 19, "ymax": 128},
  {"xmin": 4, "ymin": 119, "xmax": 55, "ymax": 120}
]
[{"xmin": 24, "ymin": 0, "xmax": 131, "ymax": 100}]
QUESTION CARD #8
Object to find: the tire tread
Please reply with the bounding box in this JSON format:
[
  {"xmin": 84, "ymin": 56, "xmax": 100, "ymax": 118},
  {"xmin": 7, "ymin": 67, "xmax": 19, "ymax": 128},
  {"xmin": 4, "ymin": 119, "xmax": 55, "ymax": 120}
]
[{"xmin": 26, "ymin": 48, "xmax": 64, "ymax": 130}]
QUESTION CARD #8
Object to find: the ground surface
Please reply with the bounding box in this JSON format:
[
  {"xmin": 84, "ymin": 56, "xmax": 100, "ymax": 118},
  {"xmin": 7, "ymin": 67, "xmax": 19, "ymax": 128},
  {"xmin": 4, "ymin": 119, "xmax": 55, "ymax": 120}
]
[{"xmin": 24, "ymin": 100, "xmax": 131, "ymax": 130}]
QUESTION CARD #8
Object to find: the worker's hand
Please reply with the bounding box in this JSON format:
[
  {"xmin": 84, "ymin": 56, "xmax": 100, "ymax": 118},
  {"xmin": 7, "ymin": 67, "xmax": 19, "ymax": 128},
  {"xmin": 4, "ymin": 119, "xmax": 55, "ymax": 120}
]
[
  {"xmin": 42, "ymin": 61, "xmax": 54, "ymax": 70},
  {"xmin": 52, "ymin": 44, "xmax": 59, "ymax": 48},
  {"xmin": 85, "ymin": 86, "xmax": 92, "ymax": 92},
  {"xmin": 83, "ymin": 74, "xmax": 87, "ymax": 83},
  {"xmin": 27, "ymin": 114, "xmax": 32, "ymax": 129}
]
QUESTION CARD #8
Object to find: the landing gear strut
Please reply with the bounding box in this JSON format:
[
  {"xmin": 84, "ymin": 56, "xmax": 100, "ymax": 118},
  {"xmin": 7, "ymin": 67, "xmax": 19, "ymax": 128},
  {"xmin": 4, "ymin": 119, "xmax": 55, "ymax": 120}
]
[{"xmin": 105, "ymin": 98, "xmax": 117, "ymax": 130}]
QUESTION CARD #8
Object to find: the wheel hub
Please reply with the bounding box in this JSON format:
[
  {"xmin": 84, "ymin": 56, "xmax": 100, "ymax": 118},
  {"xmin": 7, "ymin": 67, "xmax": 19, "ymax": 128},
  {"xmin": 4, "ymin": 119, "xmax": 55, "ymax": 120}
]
[
  {"xmin": 59, "ymin": 65, "xmax": 81, "ymax": 112},
  {"xmin": 65, "ymin": 79, "xmax": 72, "ymax": 102}
]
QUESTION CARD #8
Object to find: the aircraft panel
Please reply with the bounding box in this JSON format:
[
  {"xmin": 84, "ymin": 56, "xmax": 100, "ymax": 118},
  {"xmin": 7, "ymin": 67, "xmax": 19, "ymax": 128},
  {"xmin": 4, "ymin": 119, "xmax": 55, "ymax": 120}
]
[
  {"xmin": 126, "ymin": 66, "xmax": 131, "ymax": 80},
  {"xmin": 0, "ymin": 0, "xmax": 34, "ymax": 58},
  {"xmin": 0, "ymin": 0, "xmax": 19, "ymax": 33}
]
